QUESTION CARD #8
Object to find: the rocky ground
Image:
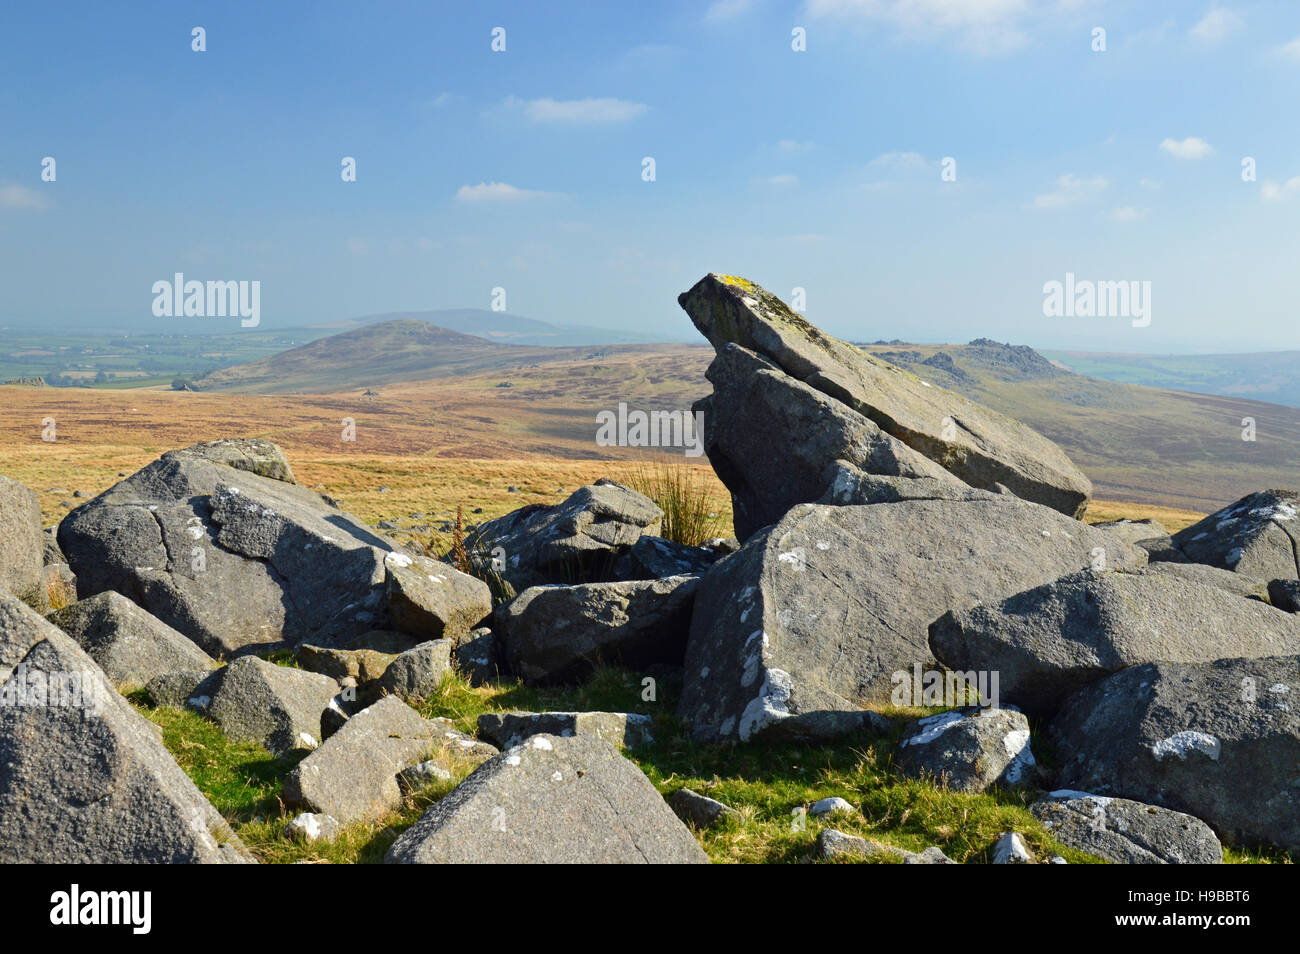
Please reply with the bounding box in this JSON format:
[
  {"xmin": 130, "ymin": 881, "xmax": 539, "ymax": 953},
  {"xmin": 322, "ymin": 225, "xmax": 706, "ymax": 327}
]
[{"xmin": 0, "ymin": 273, "xmax": 1297, "ymax": 864}]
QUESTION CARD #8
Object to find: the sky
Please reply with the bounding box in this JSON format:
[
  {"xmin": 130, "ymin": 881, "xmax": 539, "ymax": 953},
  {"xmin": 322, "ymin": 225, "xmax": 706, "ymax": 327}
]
[{"xmin": 1, "ymin": 0, "xmax": 1298, "ymax": 352}]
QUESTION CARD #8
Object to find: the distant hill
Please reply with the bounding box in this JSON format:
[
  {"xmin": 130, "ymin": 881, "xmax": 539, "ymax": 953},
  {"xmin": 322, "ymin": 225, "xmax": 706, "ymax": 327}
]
[
  {"xmin": 312, "ymin": 309, "xmax": 680, "ymax": 347},
  {"xmin": 192, "ymin": 320, "xmax": 557, "ymax": 393},
  {"xmin": 1043, "ymin": 349, "xmax": 1300, "ymax": 409}
]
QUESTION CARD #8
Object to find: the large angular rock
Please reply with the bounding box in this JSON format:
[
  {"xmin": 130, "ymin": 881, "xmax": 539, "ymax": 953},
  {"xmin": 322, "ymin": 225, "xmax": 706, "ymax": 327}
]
[
  {"xmin": 56, "ymin": 440, "xmax": 415, "ymax": 657},
  {"xmin": 929, "ymin": 568, "xmax": 1300, "ymax": 716},
  {"xmin": 679, "ymin": 273, "xmax": 1092, "ymax": 518},
  {"xmin": 453, "ymin": 627, "xmax": 504, "ymax": 685},
  {"xmin": 1031, "ymin": 791, "xmax": 1223, "ymax": 864},
  {"xmin": 283, "ymin": 696, "xmax": 446, "ymax": 826},
  {"xmin": 1050, "ymin": 655, "xmax": 1300, "ymax": 853},
  {"xmin": 895, "ymin": 707, "xmax": 1038, "ymax": 794},
  {"xmin": 619, "ymin": 535, "xmax": 719, "ymax": 580},
  {"xmin": 1171, "ymin": 490, "xmax": 1300, "ymax": 580},
  {"xmin": 386, "ymin": 734, "xmax": 708, "ymax": 863},
  {"xmin": 461, "ymin": 481, "xmax": 662, "ymax": 595},
  {"xmin": 0, "ymin": 595, "xmax": 253, "ymax": 862},
  {"xmin": 375, "ymin": 639, "xmax": 453, "ymax": 699},
  {"xmin": 680, "ymin": 498, "xmax": 1145, "ymax": 743},
  {"xmin": 47, "ymin": 591, "xmax": 216, "ymax": 690},
  {"xmin": 189, "ymin": 656, "xmax": 340, "ymax": 756},
  {"xmin": 1092, "ymin": 518, "xmax": 1184, "ymax": 562},
  {"xmin": 1146, "ymin": 561, "xmax": 1269, "ymax": 601},
  {"xmin": 382, "ymin": 551, "xmax": 491, "ymax": 643},
  {"xmin": 476, "ymin": 710, "xmax": 655, "ymax": 750},
  {"xmin": 695, "ymin": 343, "xmax": 964, "ymax": 539},
  {"xmin": 0, "ymin": 475, "xmax": 44, "ymax": 607},
  {"xmin": 498, "ymin": 576, "xmax": 698, "ymax": 684}
]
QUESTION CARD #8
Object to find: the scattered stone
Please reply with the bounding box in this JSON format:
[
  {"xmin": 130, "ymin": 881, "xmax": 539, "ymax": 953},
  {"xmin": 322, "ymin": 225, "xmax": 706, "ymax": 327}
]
[
  {"xmin": 1050, "ymin": 654, "xmax": 1300, "ymax": 853},
  {"xmin": 382, "ymin": 550, "xmax": 491, "ymax": 643},
  {"xmin": 680, "ymin": 498, "xmax": 1145, "ymax": 742},
  {"xmin": 669, "ymin": 788, "xmax": 740, "ymax": 828},
  {"xmin": 375, "ymin": 639, "xmax": 453, "ymax": 699},
  {"xmin": 1031, "ymin": 791, "xmax": 1223, "ymax": 864},
  {"xmin": 1171, "ymin": 490, "xmax": 1300, "ymax": 580},
  {"xmin": 905, "ymin": 846, "xmax": 958, "ymax": 864},
  {"xmin": 189, "ymin": 656, "xmax": 340, "ymax": 756},
  {"xmin": 144, "ymin": 668, "xmax": 213, "ymax": 708},
  {"xmin": 929, "ymin": 568, "xmax": 1300, "ymax": 716},
  {"xmin": 47, "ymin": 591, "xmax": 216, "ymax": 690},
  {"xmin": 284, "ymin": 696, "xmax": 447, "ymax": 826},
  {"xmin": 818, "ymin": 829, "xmax": 907, "ymax": 861},
  {"xmin": 385, "ymin": 734, "xmax": 708, "ymax": 864},
  {"xmin": 992, "ymin": 831, "xmax": 1033, "ymax": 864},
  {"xmin": 476, "ymin": 710, "xmax": 655, "ymax": 750},
  {"xmin": 461, "ymin": 481, "xmax": 662, "ymax": 594},
  {"xmin": 808, "ymin": 796, "xmax": 856, "ymax": 818},
  {"xmin": 295, "ymin": 643, "xmax": 397, "ymax": 689},
  {"xmin": 498, "ymin": 575, "xmax": 698, "ymax": 684},
  {"xmin": 283, "ymin": 812, "xmax": 341, "ymax": 844},
  {"xmin": 0, "ymin": 595, "xmax": 253, "ymax": 862},
  {"xmin": 398, "ymin": 760, "xmax": 453, "ymax": 792},
  {"xmin": 896, "ymin": 707, "xmax": 1038, "ymax": 794},
  {"xmin": 679, "ymin": 273, "xmax": 1092, "ymax": 517},
  {"xmin": 704, "ymin": 536, "xmax": 740, "ymax": 554}
]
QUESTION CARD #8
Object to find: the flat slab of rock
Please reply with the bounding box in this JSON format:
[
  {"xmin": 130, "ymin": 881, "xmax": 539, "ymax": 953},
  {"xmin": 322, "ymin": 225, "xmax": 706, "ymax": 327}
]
[
  {"xmin": 669, "ymin": 788, "xmax": 739, "ymax": 828},
  {"xmin": 56, "ymin": 439, "xmax": 421, "ymax": 656},
  {"xmin": 1031, "ymin": 791, "xmax": 1223, "ymax": 864},
  {"xmin": 498, "ymin": 576, "xmax": 698, "ymax": 684},
  {"xmin": 680, "ymin": 498, "xmax": 1145, "ymax": 742},
  {"xmin": 817, "ymin": 829, "xmax": 954, "ymax": 863},
  {"xmin": 462, "ymin": 481, "xmax": 662, "ymax": 595},
  {"xmin": 295, "ymin": 643, "xmax": 397, "ymax": 688},
  {"xmin": 0, "ymin": 595, "xmax": 252, "ymax": 862},
  {"xmin": 695, "ymin": 342, "xmax": 964, "ymax": 539},
  {"xmin": 930, "ymin": 567, "xmax": 1300, "ymax": 716},
  {"xmin": 47, "ymin": 591, "xmax": 215, "ymax": 690},
  {"xmin": 189, "ymin": 656, "xmax": 340, "ymax": 755},
  {"xmin": 477, "ymin": 710, "xmax": 655, "ymax": 750},
  {"xmin": 0, "ymin": 476, "xmax": 44, "ymax": 608},
  {"xmin": 1172, "ymin": 490, "xmax": 1300, "ymax": 580},
  {"xmin": 679, "ymin": 273, "xmax": 1092, "ymax": 517},
  {"xmin": 386, "ymin": 734, "xmax": 708, "ymax": 864},
  {"xmin": 896, "ymin": 707, "xmax": 1037, "ymax": 793},
  {"xmin": 284, "ymin": 696, "xmax": 445, "ymax": 826},
  {"xmin": 382, "ymin": 551, "xmax": 491, "ymax": 643},
  {"xmin": 1050, "ymin": 655, "xmax": 1300, "ymax": 853}
]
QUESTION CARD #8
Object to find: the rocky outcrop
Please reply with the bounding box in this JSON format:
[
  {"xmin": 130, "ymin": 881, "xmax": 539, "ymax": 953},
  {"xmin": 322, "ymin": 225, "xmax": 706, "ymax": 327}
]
[
  {"xmin": 1031, "ymin": 791, "xmax": 1223, "ymax": 864},
  {"xmin": 1171, "ymin": 490, "xmax": 1300, "ymax": 580},
  {"xmin": 188, "ymin": 656, "xmax": 340, "ymax": 756},
  {"xmin": 895, "ymin": 707, "xmax": 1038, "ymax": 793}
]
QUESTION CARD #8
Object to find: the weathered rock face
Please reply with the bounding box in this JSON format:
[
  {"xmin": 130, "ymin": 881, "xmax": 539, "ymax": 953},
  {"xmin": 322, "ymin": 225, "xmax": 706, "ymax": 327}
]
[
  {"xmin": 679, "ymin": 273, "xmax": 1092, "ymax": 519},
  {"xmin": 680, "ymin": 497, "xmax": 1145, "ymax": 743},
  {"xmin": 929, "ymin": 568, "xmax": 1300, "ymax": 717},
  {"xmin": 619, "ymin": 535, "xmax": 719, "ymax": 580},
  {"xmin": 0, "ymin": 475, "xmax": 44, "ymax": 608},
  {"xmin": 57, "ymin": 440, "xmax": 410, "ymax": 657},
  {"xmin": 385, "ymin": 734, "xmax": 708, "ymax": 864},
  {"xmin": 47, "ymin": 591, "xmax": 216, "ymax": 691},
  {"xmin": 895, "ymin": 707, "xmax": 1038, "ymax": 794},
  {"xmin": 817, "ymin": 461, "xmax": 995, "ymax": 507},
  {"xmin": 497, "ymin": 576, "xmax": 698, "ymax": 684},
  {"xmin": 41, "ymin": 526, "xmax": 66, "ymax": 567},
  {"xmin": 1031, "ymin": 792, "xmax": 1223, "ymax": 864},
  {"xmin": 669, "ymin": 788, "xmax": 739, "ymax": 829},
  {"xmin": 375, "ymin": 639, "xmax": 453, "ymax": 699},
  {"xmin": 0, "ymin": 595, "xmax": 253, "ymax": 863},
  {"xmin": 1146, "ymin": 561, "xmax": 1269, "ymax": 601},
  {"xmin": 694, "ymin": 343, "xmax": 964, "ymax": 539},
  {"xmin": 461, "ymin": 481, "xmax": 662, "ymax": 594},
  {"xmin": 453, "ymin": 627, "xmax": 504, "ymax": 685},
  {"xmin": 1050, "ymin": 655, "xmax": 1300, "ymax": 853},
  {"xmin": 55, "ymin": 441, "xmax": 482, "ymax": 659},
  {"xmin": 476, "ymin": 711, "xmax": 655, "ymax": 750},
  {"xmin": 1270, "ymin": 579, "xmax": 1300, "ymax": 613},
  {"xmin": 283, "ymin": 696, "xmax": 446, "ymax": 826},
  {"xmin": 1171, "ymin": 490, "xmax": 1300, "ymax": 580},
  {"xmin": 1092, "ymin": 518, "xmax": 1184, "ymax": 563},
  {"xmin": 189, "ymin": 656, "xmax": 340, "ymax": 756}
]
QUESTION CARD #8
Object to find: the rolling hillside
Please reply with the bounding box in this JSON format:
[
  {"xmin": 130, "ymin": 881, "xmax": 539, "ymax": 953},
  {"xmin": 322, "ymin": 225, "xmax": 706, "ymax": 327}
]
[
  {"xmin": 1044, "ymin": 349, "xmax": 1300, "ymax": 409},
  {"xmin": 312, "ymin": 308, "xmax": 680, "ymax": 347}
]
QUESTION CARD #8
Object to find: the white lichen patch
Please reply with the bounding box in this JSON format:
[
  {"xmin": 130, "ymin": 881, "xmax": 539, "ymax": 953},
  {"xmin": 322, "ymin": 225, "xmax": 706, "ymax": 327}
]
[
  {"xmin": 738, "ymin": 668, "xmax": 793, "ymax": 741},
  {"xmin": 1150, "ymin": 730, "xmax": 1220, "ymax": 761},
  {"xmin": 385, "ymin": 552, "xmax": 414, "ymax": 569},
  {"xmin": 901, "ymin": 709, "xmax": 966, "ymax": 747}
]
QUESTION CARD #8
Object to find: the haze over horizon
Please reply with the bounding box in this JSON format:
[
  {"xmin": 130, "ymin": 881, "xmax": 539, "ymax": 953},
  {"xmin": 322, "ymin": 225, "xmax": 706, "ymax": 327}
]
[{"xmin": 3, "ymin": 1, "xmax": 1299, "ymax": 353}]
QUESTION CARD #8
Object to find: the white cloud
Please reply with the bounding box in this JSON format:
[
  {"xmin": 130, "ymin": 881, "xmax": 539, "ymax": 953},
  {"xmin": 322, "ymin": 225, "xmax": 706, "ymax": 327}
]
[
  {"xmin": 753, "ymin": 174, "xmax": 799, "ymax": 186},
  {"xmin": 1190, "ymin": 8, "xmax": 1243, "ymax": 42},
  {"xmin": 454, "ymin": 182, "xmax": 556, "ymax": 202},
  {"xmin": 807, "ymin": 0, "xmax": 1054, "ymax": 55},
  {"xmin": 1159, "ymin": 136, "xmax": 1214, "ymax": 159},
  {"xmin": 0, "ymin": 184, "xmax": 49, "ymax": 210},
  {"xmin": 1280, "ymin": 36, "xmax": 1300, "ymax": 60},
  {"xmin": 504, "ymin": 96, "xmax": 647, "ymax": 124},
  {"xmin": 1261, "ymin": 177, "xmax": 1300, "ymax": 201},
  {"xmin": 1033, "ymin": 173, "xmax": 1110, "ymax": 208},
  {"xmin": 705, "ymin": 0, "xmax": 755, "ymax": 20},
  {"xmin": 1109, "ymin": 206, "xmax": 1149, "ymax": 222}
]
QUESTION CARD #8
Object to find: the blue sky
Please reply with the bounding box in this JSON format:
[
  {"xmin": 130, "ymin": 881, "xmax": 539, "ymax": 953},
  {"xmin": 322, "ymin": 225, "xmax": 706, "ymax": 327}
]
[{"xmin": 2, "ymin": 0, "xmax": 1298, "ymax": 351}]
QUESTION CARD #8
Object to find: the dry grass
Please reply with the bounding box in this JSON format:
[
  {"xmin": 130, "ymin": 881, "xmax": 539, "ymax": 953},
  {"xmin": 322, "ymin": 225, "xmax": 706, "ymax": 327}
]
[{"xmin": 625, "ymin": 457, "xmax": 730, "ymax": 546}]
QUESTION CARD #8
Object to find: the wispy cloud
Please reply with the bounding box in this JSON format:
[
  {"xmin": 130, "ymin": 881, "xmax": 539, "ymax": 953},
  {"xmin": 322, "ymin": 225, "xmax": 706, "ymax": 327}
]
[
  {"xmin": 1280, "ymin": 36, "xmax": 1300, "ymax": 61},
  {"xmin": 1261, "ymin": 177, "xmax": 1300, "ymax": 201},
  {"xmin": 808, "ymin": 0, "xmax": 1063, "ymax": 56},
  {"xmin": 0, "ymin": 184, "xmax": 49, "ymax": 210},
  {"xmin": 1033, "ymin": 173, "xmax": 1110, "ymax": 208},
  {"xmin": 1159, "ymin": 136, "xmax": 1214, "ymax": 159},
  {"xmin": 1190, "ymin": 8, "xmax": 1243, "ymax": 43},
  {"xmin": 1109, "ymin": 205, "xmax": 1150, "ymax": 222},
  {"xmin": 455, "ymin": 181, "xmax": 558, "ymax": 202},
  {"xmin": 504, "ymin": 96, "xmax": 647, "ymax": 124},
  {"xmin": 705, "ymin": 0, "xmax": 755, "ymax": 21}
]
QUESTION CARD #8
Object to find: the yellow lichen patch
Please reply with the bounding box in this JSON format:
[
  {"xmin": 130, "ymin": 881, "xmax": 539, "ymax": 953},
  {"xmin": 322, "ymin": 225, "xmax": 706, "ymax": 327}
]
[{"xmin": 717, "ymin": 274, "xmax": 757, "ymax": 292}]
